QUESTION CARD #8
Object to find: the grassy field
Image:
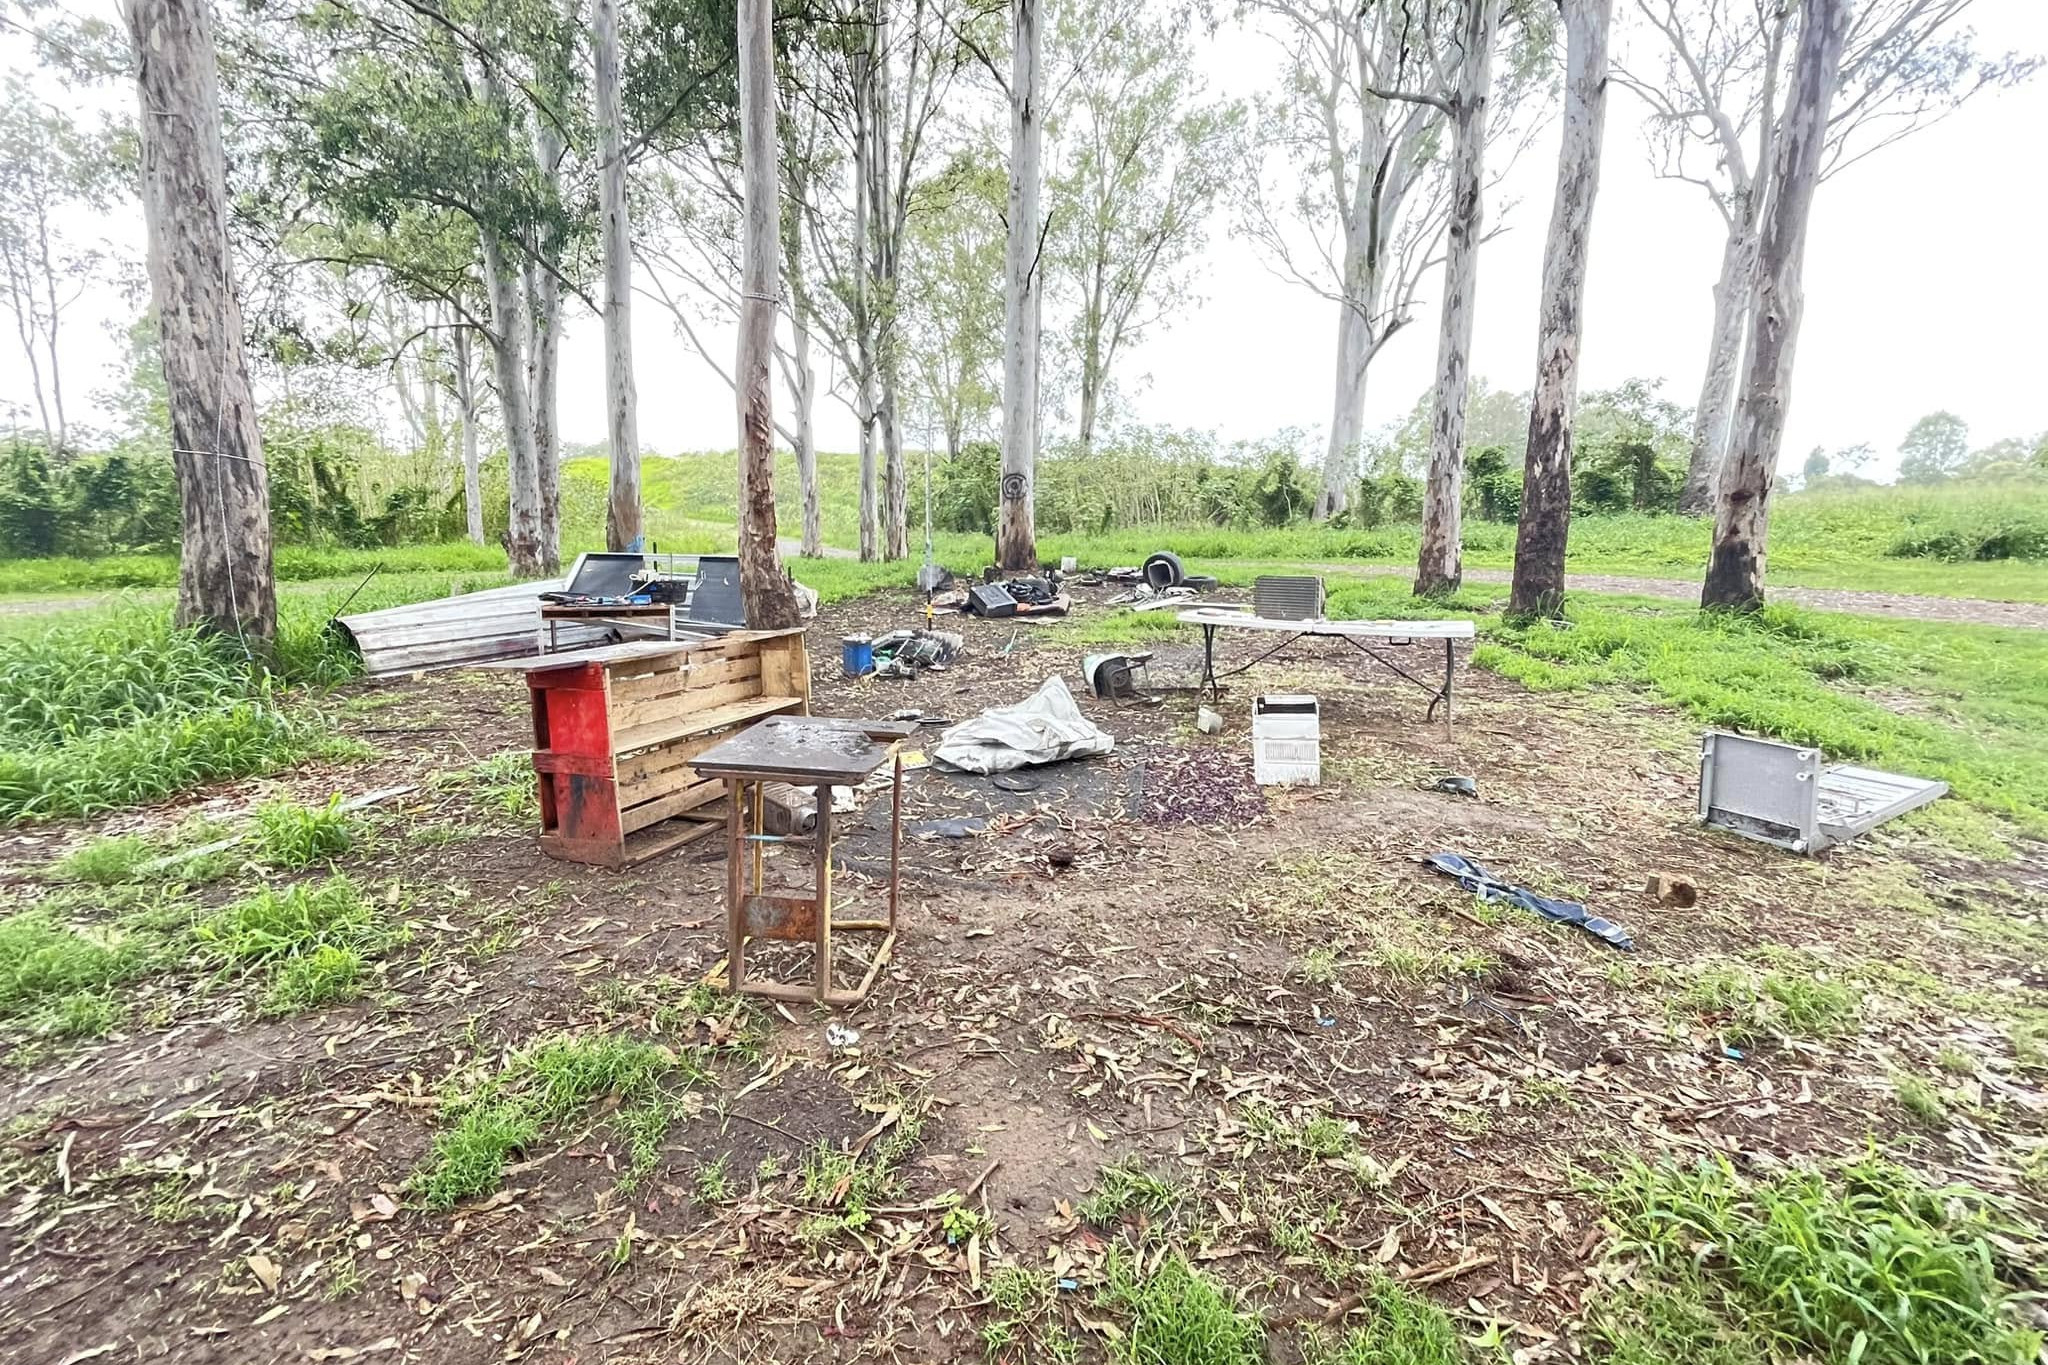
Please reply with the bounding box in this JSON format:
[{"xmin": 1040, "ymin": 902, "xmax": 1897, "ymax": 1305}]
[{"xmin": 566, "ymin": 455, "xmax": 2048, "ymax": 602}]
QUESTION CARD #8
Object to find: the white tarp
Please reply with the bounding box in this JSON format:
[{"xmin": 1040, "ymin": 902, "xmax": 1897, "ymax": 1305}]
[{"xmin": 933, "ymin": 676, "xmax": 1115, "ymax": 774}]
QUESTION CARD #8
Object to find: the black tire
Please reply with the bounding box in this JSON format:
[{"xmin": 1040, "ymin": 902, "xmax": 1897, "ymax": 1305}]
[{"xmin": 1142, "ymin": 551, "xmax": 1185, "ymax": 590}]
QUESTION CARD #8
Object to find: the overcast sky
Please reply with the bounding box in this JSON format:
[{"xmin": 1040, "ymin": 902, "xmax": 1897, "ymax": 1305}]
[{"xmin": 5, "ymin": 2, "xmax": 2044, "ymax": 483}]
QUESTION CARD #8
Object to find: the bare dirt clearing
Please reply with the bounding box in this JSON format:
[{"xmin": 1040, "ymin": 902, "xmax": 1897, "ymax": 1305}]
[{"xmin": 4, "ymin": 582, "xmax": 2045, "ymax": 1363}]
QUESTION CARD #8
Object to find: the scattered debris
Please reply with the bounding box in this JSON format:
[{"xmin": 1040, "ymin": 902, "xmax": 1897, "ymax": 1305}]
[
  {"xmin": 1196, "ymin": 706, "xmax": 1224, "ymax": 735},
  {"xmin": 1698, "ymin": 730, "xmax": 1947, "ymax": 853},
  {"xmin": 909, "ymin": 817, "xmax": 989, "ymax": 839},
  {"xmin": 1645, "ymin": 872, "xmax": 1699, "ymax": 907},
  {"xmin": 1430, "ymin": 775, "xmax": 1479, "ymax": 798},
  {"xmin": 1251, "ymin": 694, "xmax": 1321, "ymax": 786},
  {"xmin": 1082, "ymin": 652, "xmax": 1159, "ymax": 704},
  {"xmin": 1424, "ymin": 852, "xmax": 1636, "ymax": 951},
  {"xmin": 932, "ymin": 677, "xmax": 1115, "ymax": 774},
  {"xmin": 872, "ymin": 628, "xmax": 965, "ymax": 678},
  {"xmin": 1142, "ymin": 550, "xmax": 1185, "ymax": 590},
  {"xmin": 990, "ymin": 772, "xmax": 1041, "ymax": 793},
  {"xmin": 825, "ymin": 1022, "xmax": 862, "ymax": 1050},
  {"xmin": 842, "ymin": 633, "xmax": 876, "ymax": 677}
]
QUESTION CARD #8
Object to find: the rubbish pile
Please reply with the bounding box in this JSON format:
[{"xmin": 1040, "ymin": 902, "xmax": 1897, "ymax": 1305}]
[
  {"xmin": 871, "ymin": 629, "xmax": 964, "ymax": 679},
  {"xmin": 932, "ymin": 677, "xmax": 1114, "ymax": 775},
  {"xmin": 964, "ymin": 572, "xmax": 1070, "ymax": 618}
]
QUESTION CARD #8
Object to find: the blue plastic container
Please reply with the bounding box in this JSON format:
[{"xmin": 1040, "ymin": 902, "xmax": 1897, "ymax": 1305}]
[{"xmin": 841, "ymin": 634, "xmax": 875, "ymax": 677}]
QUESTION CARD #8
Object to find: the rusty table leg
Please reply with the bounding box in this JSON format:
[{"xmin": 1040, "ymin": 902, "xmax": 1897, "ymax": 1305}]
[
  {"xmin": 813, "ymin": 780, "xmax": 834, "ymax": 1003},
  {"xmin": 724, "ymin": 778, "xmax": 746, "ymax": 991}
]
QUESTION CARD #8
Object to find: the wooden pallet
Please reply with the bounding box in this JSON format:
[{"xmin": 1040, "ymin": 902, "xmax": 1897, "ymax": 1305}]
[{"xmin": 485, "ymin": 630, "xmax": 811, "ymax": 867}]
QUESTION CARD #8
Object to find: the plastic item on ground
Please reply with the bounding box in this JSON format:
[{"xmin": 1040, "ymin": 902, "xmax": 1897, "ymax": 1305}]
[
  {"xmin": 933, "ymin": 677, "xmax": 1115, "ymax": 775},
  {"xmin": 1424, "ymin": 852, "xmax": 1635, "ymax": 951},
  {"xmin": 1252, "ymin": 694, "xmax": 1320, "ymax": 786},
  {"xmin": 842, "ymin": 634, "xmax": 875, "ymax": 677}
]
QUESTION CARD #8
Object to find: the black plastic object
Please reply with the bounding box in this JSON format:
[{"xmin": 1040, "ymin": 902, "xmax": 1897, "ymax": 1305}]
[
  {"xmin": 1142, "ymin": 551, "xmax": 1185, "ymax": 590},
  {"xmin": 1425, "ymin": 852, "xmax": 1634, "ymax": 951},
  {"xmin": 565, "ymin": 552, "xmax": 647, "ymax": 597},
  {"xmin": 1182, "ymin": 574, "xmax": 1218, "ymax": 591},
  {"xmin": 966, "ymin": 583, "xmax": 1018, "ymax": 618},
  {"xmin": 686, "ymin": 555, "xmax": 745, "ymax": 625}
]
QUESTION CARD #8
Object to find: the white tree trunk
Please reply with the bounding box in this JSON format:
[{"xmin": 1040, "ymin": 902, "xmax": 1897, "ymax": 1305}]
[
  {"xmin": 452, "ymin": 323, "xmax": 484, "ymax": 545},
  {"xmin": 735, "ymin": 0, "xmax": 801, "ymax": 628},
  {"xmin": 126, "ymin": 0, "xmax": 276, "ymax": 643},
  {"xmin": 481, "ymin": 229, "xmax": 544, "ymax": 577},
  {"xmin": 595, "ymin": 0, "xmax": 642, "ymax": 553},
  {"xmin": 524, "ymin": 241, "xmax": 562, "ymax": 574},
  {"xmin": 1704, "ymin": 0, "xmax": 1851, "ymax": 611},
  {"xmin": 793, "ymin": 310, "xmax": 822, "ymax": 557},
  {"xmin": 1509, "ymin": 0, "xmax": 1612, "ymax": 617},
  {"xmin": 1317, "ymin": 290, "xmax": 1372, "ymax": 519},
  {"xmin": 853, "ymin": 49, "xmax": 880, "ymax": 564},
  {"xmin": 1676, "ymin": 224, "xmax": 1756, "ymax": 515},
  {"xmin": 1414, "ymin": 0, "xmax": 1501, "ymax": 597},
  {"xmin": 881, "ymin": 376, "xmax": 906, "ymax": 559},
  {"xmin": 997, "ymin": 0, "xmax": 1042, "ymax": 571}
]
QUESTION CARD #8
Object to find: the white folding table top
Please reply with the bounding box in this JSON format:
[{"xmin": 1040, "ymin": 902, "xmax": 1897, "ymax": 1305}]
[{"xmin": 1176, "ymin": 607, "xmax": 1475, "ymax": 639}]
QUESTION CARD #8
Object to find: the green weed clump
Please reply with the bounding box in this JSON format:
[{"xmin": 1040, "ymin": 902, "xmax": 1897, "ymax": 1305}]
[
  {"xmin": 1099, "ymin": 1248, "xmax": 1264, "ymax": 1365},
  {"xmin": 0, "ymin": 902, "xmax": 167, "ymax": 1022},
  {"xmin": 1594, "ymin": 1155, "xmax": 2042, "ymax": 1365},
  {"xmin": 53, "ymin": 834, "xmax": 159, "ymax": 885},
  {"xmin": 195, "ymin": 875, "xmax": 393, "ymax": 1017},
  {"xmin": 1679, "ymin": 963, "xmax": 1860, "ymax": 1046},
  {"xmin": 1080, "ymin": 1158, "xmax": 1182, "ymax": 1227},
  {"xmin": 1302, "ymin": 1276, "xmax": 1463, "ymax": 1365},
  {"xmin": 252, "ymin": 795, "xmax": 355, "ymax": 868},
  {"xmin": 411, "ymin": 1033, "xmax": 684, "ymax": 1208}
]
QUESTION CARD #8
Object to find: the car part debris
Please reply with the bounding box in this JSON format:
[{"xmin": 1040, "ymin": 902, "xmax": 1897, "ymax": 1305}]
[
  {"xmin": 1697, "ymin": 731, "xmax": 1946, "ymax": 854},
  {"xmin": 1431, "ymin": 775, "xmax": 1478, "ymax": 798},
  {"xmin": 1142, "ymin": 551, "xmax": 1185, "ymax": 590}
]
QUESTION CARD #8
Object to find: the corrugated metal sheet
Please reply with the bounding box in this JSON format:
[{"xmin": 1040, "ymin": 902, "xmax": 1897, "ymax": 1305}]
[{"xmin": 334, "ymin": 579, "xmax": 710, "ymax": 678}]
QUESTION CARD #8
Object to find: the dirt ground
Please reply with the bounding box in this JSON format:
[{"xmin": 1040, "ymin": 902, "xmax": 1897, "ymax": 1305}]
[{"xmin": 3, "ymin": 578, "xmax": 2045, "ymax": 1364}]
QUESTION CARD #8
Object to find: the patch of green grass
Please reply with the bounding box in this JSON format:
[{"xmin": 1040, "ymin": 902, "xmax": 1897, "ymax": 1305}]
[
  {"xmin": 52, "ymin": 834, "xmax": 158, "ymax": 885},
  {"xmin": 1098, "ymin": 1246, "xmax": 1264, "ymax": 1365},
  {"xmin": 1296, "ymin": 946, "xmax": 1339, "ymax": 986},
  {"xmin": 262, "ymin": 944, "xmax": 364, "ymax": 1015},
  {"xmin": 438, "ymin": 752, "xmax": 538, "ymax": 822},
  {"xmin": 694, "ymin": 1153, "xmax": 732, "ymax": 1204},
  {"xmin": 0, "ymin": 896, "xmax": 179, "ymax": 1022},
  {"xmin": 1302, "ymin": 1275, "xmax": 1464, "ymax": 1365},
  {"xmin": 1935, "ymin": 1046, "xmax": 1976, "ymax": 1077},
  {"xmin": 1893, "ymin": 1074, "xmax": 1949, "ymax": 1127},
  {"xmin": 198, "ymin": 875, "xmax": 382, "ymax": 967},
  {"xmin": 1596, "ymin": 1154, "xmax": 2042, "ymax": 1365},
  {"xmin": 1080, "ymin": 1157, "xmax": 1182, "ymax": 1227},
  {"xmin": 411, "ymin": 1032, "xmax": 685, "ymax": 1208},
  {"xmin": 252, "ymin": 795, "xmax": 355, "ymax": 868},
  {"xmin": 1678, "ymin": 962, "xmax": 1860, "ymax": 1046},
  {"xmin": 1240, "ymin": 1102, "xmax": 1355, "ymax": 1160},
  {"xmin": 37, "ymin": 990, "xmax": 120, "ymax": 1039}
]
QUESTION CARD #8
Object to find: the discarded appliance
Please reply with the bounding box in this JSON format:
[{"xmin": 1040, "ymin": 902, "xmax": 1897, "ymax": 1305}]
[
  {"xmin": 966, "ymin": 583, "xmax": 1018, "ymax": 618},
  {"xmin": 1697, "ymin": 731, "xmax": 1947, "ymax": 854},
  {"xmin": 686, "ymin": 555, "xmax": 746, "ymax": 626},
  {"xmin": 1252, "ymin": 694, "xmax": 1321, "ymax": 786},
  {"xmin": 1082, "ymin": 652, "xmax": 1157, "ymax": 705},
  {"xmin": 1425, "ymin": 852, "xmax": 1635, "ymax": 951},
  {"xmin": 1253, "ymin": 574, "xmax": 1325, "ymax": 621},
  {"xmin": 842, "ymin": 634, "xmax": 875, "ymax": 677},
  {"xmin": 933, "ymin": 676, "xmax": 1115, "ymax": 774}
]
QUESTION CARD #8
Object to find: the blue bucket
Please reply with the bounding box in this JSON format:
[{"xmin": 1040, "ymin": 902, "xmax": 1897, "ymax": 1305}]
[{"xmin": 841, "ymin": 634, "xmax": 875, "ymax": 677}]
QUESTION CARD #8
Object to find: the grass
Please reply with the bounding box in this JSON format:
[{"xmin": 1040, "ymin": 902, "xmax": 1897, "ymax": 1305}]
[
  {"xmin": 0, "ymin": 894, "xmax": 181, "ymax": 1024},
  {"xmin": 251, "ymin": 795, "xmax": 355, "ymax": 868},
  {"xmin": 194, "ymin": 875, "xmax": 396, "ymax": 1016},
  {"xmin": 1098, "ymin": 1247, "xmax": 1264, "ymax": 1365},
  {"xmin": 1893, "ymin": 1074, "xmax": 1950, "ymax": 1127},
  {"xmin": 1080, "ymin": 1157, "xmax": 1182, "ymax": 1227},
  {"xmin": 1303, "ymin": 1276, "xmax": 1464, "ymax": 1365},
  {"xmin": 1594, "ymin": 1154, "xmax": 2043, "ymax": 1365},
  {"xmin": 0, "ymin": 540, "xmax": 508, "ymax": 595},
  {"xmin": 411, "ymin": 1032, "xmax": 688, "ymax": 1208},
  {"xmin": 1678, "ymin": 963, "xmax": 1861, "ymax": 1046}
]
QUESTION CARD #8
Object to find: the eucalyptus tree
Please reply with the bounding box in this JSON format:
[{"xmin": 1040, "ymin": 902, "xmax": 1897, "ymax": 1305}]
[
  {"xmin": 126, "ymin": 0, "xmax": 276, "ymax": 642},
  {"xmin": 1618, "ymin": 0, "xmax": 2037, "ymax": 515},
  {"xmin": 1509, "ymin": 0, "xmax": 1613, "ymax": 617},
  {"xmin": 997, "ymin": 0, "xmax": 1043, "ymax": 569},
  {"xmin": 1702, "ymin": 0, "xmax": 1851, "ymax": 611},
  {"xmin": 1235, "ymin": 0, "xmax": 1456, "ymax": 520},
  {"xmin": 901, "ymin": 149, "xmax": 1005, "ymax": 462},
  {"xmin": 1044, "ymin": 3, "xmax": 1241, "ymax": 452},
  {"xmin": 594, "ymin": 0, "xmax": 638, "ymax": 550},
  {"xmin": 0, "ymin": 74, "xmax": 126, "ymax": 455}
]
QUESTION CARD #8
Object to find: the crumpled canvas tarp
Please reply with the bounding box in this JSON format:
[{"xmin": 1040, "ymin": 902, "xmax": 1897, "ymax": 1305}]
[
  {"xmin": 933, "ymin": 676, "xmax": 1115, "ymax": 775},
  {"xmin": 1424, "ymin": 852, "xmax": 1636, "ymax": 952}
]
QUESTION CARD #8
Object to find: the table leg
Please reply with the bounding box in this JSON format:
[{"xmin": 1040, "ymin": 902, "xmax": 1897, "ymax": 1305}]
[
  {"xmin": 814, "ymin": 781, "xmax": 834, "ymax": 1003},
  {"xmin": 724, "ymin": 779, "xmax": 745, "ymax": 992},
  {"xmin": 1202, "ymin": 624, "xmax": 1220, "ymax": 699},
  {"xmin": 1444, "ymin": 638, "xmax": 1454, "ymax": 741},
  {"xmin": 887, "ymin": 754, "xmax": 903, "ymax": 933}
]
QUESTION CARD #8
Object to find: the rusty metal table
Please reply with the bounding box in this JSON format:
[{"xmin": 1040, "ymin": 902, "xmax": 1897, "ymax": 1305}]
[{"xmin": 689, "ymin": 716, "xmax": 918, "ymax": 1007}]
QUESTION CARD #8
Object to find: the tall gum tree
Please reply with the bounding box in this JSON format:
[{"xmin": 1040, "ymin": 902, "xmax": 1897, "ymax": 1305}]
[
  {"xmin": 126, "ymin": 0, "xmax": 277, "ymax": 643},
  {"xmin": 1616, "ymin": 0, "xmax": 2038, "ymax": 515},
  {"xmin": 1701, "ymin": 0, "xmax": 1852, "ymax": 611},
  {"xmin": 1508, "ymin": 0, "xmax": 1613, "ymax": 617},
  {"xmin": 997, "ymin": 0, "xmax": 1043, "ymax": 570}
]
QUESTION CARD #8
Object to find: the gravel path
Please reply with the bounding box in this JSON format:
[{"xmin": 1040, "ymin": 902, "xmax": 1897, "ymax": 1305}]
[{"xmin": 1330, "ymin": 563, "xmax": 2048, "ymax": 630}]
